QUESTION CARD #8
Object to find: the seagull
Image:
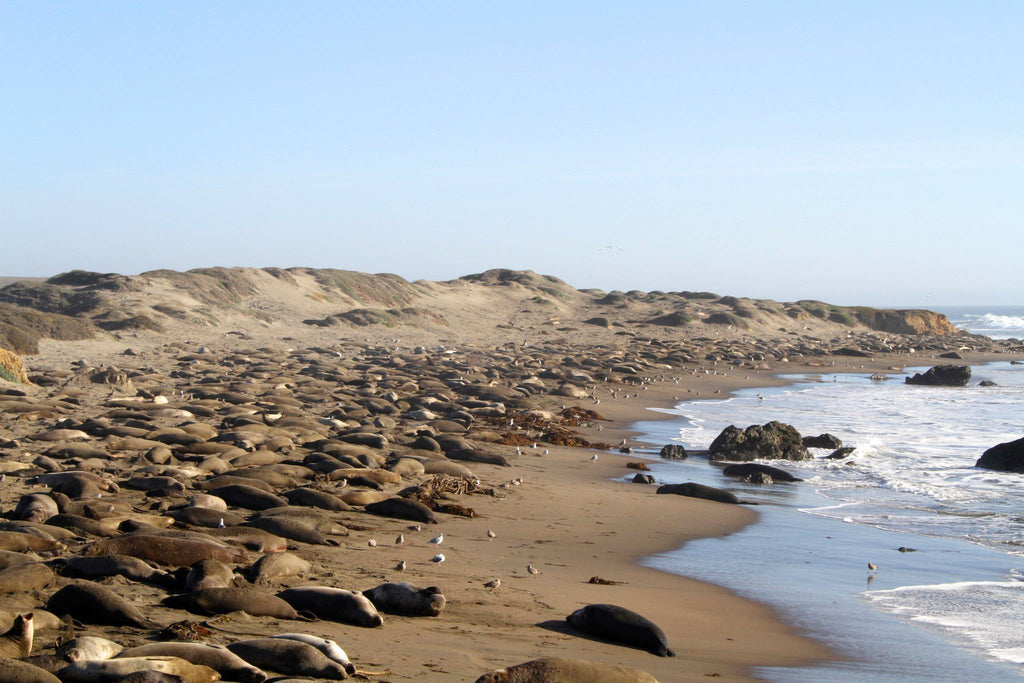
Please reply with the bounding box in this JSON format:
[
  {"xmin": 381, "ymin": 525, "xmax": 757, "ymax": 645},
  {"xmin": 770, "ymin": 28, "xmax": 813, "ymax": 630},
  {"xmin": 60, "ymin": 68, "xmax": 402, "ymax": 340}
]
[
  {"xmin": 408, "ymin": 524, "xmax": 422, "ymax": 532},
  {"xmin": 543, "ymin": 449, "xmax": 549, "ymax": 455},
  {"xmin": 590, "ymin": 454, "xmax": 598, "ymax": 462},
  {"xmin": 217, "ymin": 518, "xmax": 225, "ymax": 528},
  {"xmin": 486, "ymin": 529, "xmax": 496, "ymax": 541},
  {"xmin": 484, "ymin": 578, "xmax": 501, "ymax": 590},
  {"xmin": 527, "ymin": 563, "xmax": 541, "ymax": 576},
  {"xmin": 868, "ymin": 562, "xmax": 877, "ymax": 571},
  {"xmin": 431, "ymin": 553, "xmax": 446, "ymax": 564},
  {"xmin": 428, "ymin": 533, "xmax": 444, "ymax": 545},
  {"xmin": 367, "ymin": 539, "xmax": 377, "ymax": 547},
  {"xmin": 395, "ymin": 534, "xmax": 404, "ymax": 545},
  {"xmin": 395, "ymin": 560, "xmax": 406, "ymax": 571}
]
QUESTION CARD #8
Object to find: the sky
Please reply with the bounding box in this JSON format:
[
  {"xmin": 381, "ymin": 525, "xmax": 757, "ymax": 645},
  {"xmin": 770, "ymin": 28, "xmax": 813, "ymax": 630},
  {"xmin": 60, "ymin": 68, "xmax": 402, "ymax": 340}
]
[{"xmin": 2, "ymin": 2, "xmax": 1022, "ymax": 306}]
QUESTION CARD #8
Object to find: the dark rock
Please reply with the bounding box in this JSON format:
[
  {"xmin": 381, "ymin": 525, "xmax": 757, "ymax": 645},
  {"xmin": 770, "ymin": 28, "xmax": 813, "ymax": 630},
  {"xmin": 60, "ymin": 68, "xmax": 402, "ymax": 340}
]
[
  {"xmin": 582, "ymin": 317, "xmax": 611, "ymax": 328},
  {"xmin": 825, "ymin": 446, "xmax": 856, "ymax": 459},
  {"xmin": 708, "ymin": 421, "xmax": 809, "ymax": 462},
  {"xmin": 802, "ymin": 433, "xmax": 843, "ymax": 449},
  {"xmin": 722, "ymin": 463, "xmax": 802, "ymax": 482},
  {"xmin": 618, "ymin": 447, "xmax": 633, "ymax": 454},
  {"xmin": 897, "ymin": 547, "xmax": 917, "ymax": 553},
  {"xmin": 979, "ymin": 380, "xmax": 997, "ymax": 387},
  {"xmin": 905, "ymin": 365, "xmax": 970, "ymax": 387},
  {"xmin": 631, "ymin": 473, "xmax": 656, "ymax": 485},
  {"xmin": 656, "ymin": 482, "xmax": 740, "ymax": 504},
  {"xmin": 659, "ymin": 444, "xmax": 687, "ymax": 460},
  {"xmin": 976, "ymin": 437, "xmax": 1024, "ymax": 473},
  {"xmin": 939, "ymin": 351, "xmax": 963, "ymax": 359}
]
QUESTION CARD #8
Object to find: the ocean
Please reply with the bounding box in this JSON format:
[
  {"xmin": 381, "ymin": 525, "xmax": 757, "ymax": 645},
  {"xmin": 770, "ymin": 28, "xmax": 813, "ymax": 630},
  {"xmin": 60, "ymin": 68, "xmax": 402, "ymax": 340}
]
[{"xmin": 629, "ymin": 306, "xmax": 1024, "ymax": 681}]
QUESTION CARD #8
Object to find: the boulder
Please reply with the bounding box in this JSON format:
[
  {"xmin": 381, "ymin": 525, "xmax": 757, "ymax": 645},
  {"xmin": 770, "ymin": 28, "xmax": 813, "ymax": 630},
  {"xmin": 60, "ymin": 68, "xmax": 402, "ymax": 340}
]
[
  {"xmin": 802, "ymin": 433, "xmax": 842, "ymax": 449},
  {"xmin": 979, "ymin": 380, "xmax": 998, "ymax": 387},
  {"xmin": 825, "ymin": 446, "xmax": 856, "ymax": 459},
  {"xmin": 708, "ymin": 421, "xmax": 809, "ymax": 462},
  {"xmin": 905, "ymin": 365, "xmax": 970, "ymax": 387},
  {"xmin": 631, "ymin": 473, "xmax": 656, "ymax": 485},
  {"xmin": 722, "ymin": 463, "xmax": 802, "ymax": 482},
  {"xmin": 658, "ymin": 444, "xmax": 687, "ymax": 460},
  {"xmin": 656, "ymin": 482, "xmax": 740, "ymax": 504},
  {"xmin": 976, "ymin": 437, "xmax": 1024, "ymax": 473}
]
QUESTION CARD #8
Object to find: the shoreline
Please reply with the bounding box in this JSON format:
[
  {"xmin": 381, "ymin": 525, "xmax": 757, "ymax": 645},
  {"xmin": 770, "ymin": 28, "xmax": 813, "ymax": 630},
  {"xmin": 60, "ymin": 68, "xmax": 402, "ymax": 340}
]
[{"xmin": 3, "ymin": 333, "xmax": 1021, "ymax": 681}]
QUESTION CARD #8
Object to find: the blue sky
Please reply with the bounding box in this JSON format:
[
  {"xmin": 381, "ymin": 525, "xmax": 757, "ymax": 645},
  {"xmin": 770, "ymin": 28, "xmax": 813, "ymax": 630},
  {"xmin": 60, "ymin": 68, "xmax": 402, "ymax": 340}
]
[{"xmin": 2, "ymin": 2, "xmax": 1021, "ymax": 305}]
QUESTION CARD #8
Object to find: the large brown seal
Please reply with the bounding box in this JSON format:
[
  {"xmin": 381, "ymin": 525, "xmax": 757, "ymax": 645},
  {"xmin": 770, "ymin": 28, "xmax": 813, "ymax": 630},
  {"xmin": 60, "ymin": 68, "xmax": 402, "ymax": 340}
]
[
  {"xmin": 362, "ymin": 582, "xmax": 445, "ymax": 616},
  {"xmin": 0, "ymin": 613, "xmax": 33, "ymax": 658},
  {"xmin": 46, "ymin": 583, "xmax": 162, "ymax": 629},
  {"xmin": 0, "ymin": 657, "xmax": 60, "ymax": 683},
  {"xmin": 363, "ymin": 497, "xmax": 438, "ymax": 524},
  {"xmin": 185, "ymin": 559, "xmax": 235, "ymax": 591},
  {"xmin": 60, "ymin": 555, "xmax": 173, "ymax": 586},
  {"xmin": 0, "ymin": 563, "xmax": 54, "ymax": 593},
  {"xmin": 57, "ymin": 635, "xmax": 124, "ymax": 662},
  {"xmin": 475, "ymin": 657, "xmax": 660, "ymax": 683},
  {"xmin": 276, "ymin": 587, "xmax": 383, "ymax": 627},
  {"xmin": 247, "ymin": 552, "xmax": 312, "ymax": 584},
  {"xmin": 225, "ymin": 638, "xmax": 348, "ymax": 680},
  {"xmin": 84, "ymin": 535, "xmax": 248, "ymax": 567},
  {"xmin": 162, "ymin": 587, "xmax": 308, "ymax": 620},
  {"xmin": 566, "ymin": 604, "xmax": 674, "ymax": 657},
  {"xmin": 242, "ymin": 517, "xmax": 338, "ymax": 546},
  {"xmin": 118, "ymin": 643, "xmax": 266, "ymax": 683},
  {"xmin": 57, "ymin": 656, "xmax": 219, "ymax": 683}
]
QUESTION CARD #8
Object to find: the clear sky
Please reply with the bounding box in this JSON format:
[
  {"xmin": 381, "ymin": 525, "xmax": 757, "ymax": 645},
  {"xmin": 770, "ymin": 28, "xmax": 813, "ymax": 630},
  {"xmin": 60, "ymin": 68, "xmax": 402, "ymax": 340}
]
[{"xmin": 2, "ymin": 2, "xmax": 1022, "ymax": 305}]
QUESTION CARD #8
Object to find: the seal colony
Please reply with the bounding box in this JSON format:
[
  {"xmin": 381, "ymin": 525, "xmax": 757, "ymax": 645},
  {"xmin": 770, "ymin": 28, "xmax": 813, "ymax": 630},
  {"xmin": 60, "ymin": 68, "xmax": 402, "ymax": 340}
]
[{"xmin": 0, "ymin": 267, "xmax": 1020, "ymax": 681}]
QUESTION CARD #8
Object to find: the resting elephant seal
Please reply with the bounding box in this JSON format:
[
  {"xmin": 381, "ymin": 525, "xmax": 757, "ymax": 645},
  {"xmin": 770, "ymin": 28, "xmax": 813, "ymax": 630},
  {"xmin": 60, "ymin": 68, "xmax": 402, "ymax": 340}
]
[
  {"xmin": 655, "ymin": 482, "xmax": 740, "ymax": 504},
  {"xmin": 0, "ymin": 657, "xmax": 61, "ymax": 683},
  {"xmin": 566, "ymin": 604, "xmax": 675, "ymax": 657},
  {"xmin": 60, "ymin": 555, "xmax": 173, "ymax": 587},
  {"xmin": 226, "ymin": 638, "xmax": 348, "ymax": 680},
  {"xmin": 84, "ymin": 535, "xmax": 249, "ymax": 567},
  {"xmin": 269, "ymin": 634, "xmax": 355, "ymax": 674},
  {"xmin": 162, "ymin": 587, "xmax": 307, "ymax": 620},
  {"xmin": 118, "ymin": 642, "xmax": 266, "ymax": 683},
  {"xmin": 363, "ymin": 582, "xmax": 445, "ymax": 616},
  {"xmin": 247, "ymin": 552, "xmax": 312, "ymax": 584},
  {"xmin": 243, "ymin": 517, "xmax": 338, "ymax": 546},
  {"xmin": 185, "ymin": 559, "xmax": 236, "ymax": 591},
  {"xmin": 363, "ymin": 497, "xmax": 438, "ymax": 524},
  {"xmin": 46, "ymin": 583, "xmax": 162, "ymax": 629},
  {"xmin": 0, "ymin": 562, "xmax": 54, "ymax": 593},
  {"xmin": 0, "ymin": 613, "xmax": 33, "ymax": 657},
  {"xmin": 276, "ymin": 587, "xmax": 383, "ymax": 627},
  {"xmin": 57, "ymin": 655, "xmax": 219, "ymax": 683},
  {"xmin": 475, "ymin": 657, "xmax": 660, "ymax": 683},
  {"xmin": 13, "ymin": 494, "xmax": 59, "ymax": 523},
  {"xmin": 57, "ymin": 635, "xmax": 124, "ymax": 662}
]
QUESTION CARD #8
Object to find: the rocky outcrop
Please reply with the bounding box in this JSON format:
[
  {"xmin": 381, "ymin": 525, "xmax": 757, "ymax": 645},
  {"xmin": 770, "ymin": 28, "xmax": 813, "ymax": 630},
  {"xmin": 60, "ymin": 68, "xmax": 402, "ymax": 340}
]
[
  {"xmin": 0, "ymin": 347, "xmax": 30, "ymax": 384},
  {"xmin": 659, "ymin": 444, "xmax": 687, "ymax": 460},
  {"xmin": 656, "ymin": 482, "xmax": 740, "ymax": 504},
  {"xmin": 905, "ymin": 365, "xmax": 971, "ymax": 386},
  {"xmin": 802, "ymin": 433, "xmax": 842, "ymax": 449},
  {"xmin": 975, "ymin": 437, "xmax": 1024, "ymax": 473},
  {"xmin": 709, "ymin": 421, "xmax": 810, "ymax": 462},
  {"xmin": 854, "ymin": 309, "xmax": 959, "ymax": 335}
]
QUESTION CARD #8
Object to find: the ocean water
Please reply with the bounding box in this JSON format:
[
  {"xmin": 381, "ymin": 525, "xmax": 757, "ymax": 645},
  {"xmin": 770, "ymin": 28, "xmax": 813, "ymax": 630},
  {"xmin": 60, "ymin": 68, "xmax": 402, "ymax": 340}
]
[
  {"xmin": 939, "ymin": 305, "xmax": 1024, "ymax": 340},
  {"xmin": 628, "ymin": 321, "xmax": 1024, "ymax": 680}
]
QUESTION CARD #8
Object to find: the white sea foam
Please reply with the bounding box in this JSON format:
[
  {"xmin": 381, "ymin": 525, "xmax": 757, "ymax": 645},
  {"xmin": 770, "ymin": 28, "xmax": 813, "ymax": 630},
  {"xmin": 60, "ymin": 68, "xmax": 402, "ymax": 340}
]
[{"xmin": 865, "ymin": 579, "xmax": 1024, "ymax": 666}]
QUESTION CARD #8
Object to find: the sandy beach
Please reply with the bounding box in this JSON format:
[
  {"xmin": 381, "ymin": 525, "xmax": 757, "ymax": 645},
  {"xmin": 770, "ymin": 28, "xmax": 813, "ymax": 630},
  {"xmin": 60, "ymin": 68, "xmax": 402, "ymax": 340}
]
[{"xmin": 0, "ymin": 268, "xmax": 1021, "ymax": 682}]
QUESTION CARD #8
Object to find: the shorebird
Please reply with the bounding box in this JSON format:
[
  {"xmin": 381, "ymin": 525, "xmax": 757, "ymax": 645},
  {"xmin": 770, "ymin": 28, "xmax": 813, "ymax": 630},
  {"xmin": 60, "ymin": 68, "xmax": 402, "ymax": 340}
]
[
  {"xmin": 395, "ymin": 560, "xmax": 406, "ymax": 572},
  {"xmin": 217, "ymin": 518, "xmax": 225, "ymax": 528},
  {"xmin": 395, "ymin": 534, "xmax": 404, "ymax": 545},
  {"xmin": 590, "ymin": 454, "xmax": 599, "ymax": 462},
  {"xmin": 527, "ymin": 563, "xmax": 541, "ymax": 576},
  {"xmin": 427, "ymin": 533, "xmax": 444, "ymax": 545},
  {"xmin": 543, "ymin": 449, "xmax": 549, "ymax": 455},
  {"xmin": 367, "ymin": 539, "xmax": 377, "ymax": 548},
  {"xmin": 484, "ymin": 578, "xmax": 501, "ymax": 590},
  {"xmin": 431, "ymin": 553, "xmax": 446, "ymax": 564},
  {"xmin": 868, "ymin": 562, "xmax": 877, "ymax": 571},
  {"xmin": 486, "ymin": 529, "xmax": 496, "ymax": 541},
  {"xmin": 408, "ymin": 524, "xmax": 422, "ymax": 532}
]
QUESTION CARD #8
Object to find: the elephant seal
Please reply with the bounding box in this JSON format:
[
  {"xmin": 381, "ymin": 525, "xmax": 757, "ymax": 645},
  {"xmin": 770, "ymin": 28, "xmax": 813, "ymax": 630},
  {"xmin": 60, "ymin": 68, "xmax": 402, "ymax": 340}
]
[
  {"xmin": 44, "ymin": 514, "xmax": 121, "ymax": 538},
  {"xmin": 46, "ymin": 583, "xmax": 162, "ymax": 629},
  {"xmin": 118, "ymin": 643, "xmax": 266, "ymax": 683},
  {"xmin": 475, "ymin": 657, "xmax": 660, "ymax": 683},
  {"xmin": 363, "ymin": 582, "xmax": 445, "ymax": 616},
  {"xmin": 185, "ymin": 559, "xmax": 235, "ymax": 591},
  {"xmin": 0, "ymin": 531, "xmax": 65, "ymax": 553},
  {"xmin": 162, "ymin": 587, "xmax": 307, "ymax": 620},
  {"xmin": 201, "ymin": 527, "xmax": 287, "ymax": 553},
  {"xmin": 269, "ymin": 634, "xmax": 355, "ymax": 674},
  {"xmin": 206, "ymin": 485, "xmax": 287, "ymax": 511},
  {"xmin": 363, "ymin": 497, "xmax": 438, "ymax": 524},
  {"xmin": 721, "ymin": 463, "xmax": 802, "ymax": 482},
  {"xmin": 276, "ymin": 587, "xmax": 383, "ymax": 627},
  {"xmin": 566, "ymin": 604, "xmax": 674, "ymax": 657},
  {"xmin": 226, "ymin": 638, "xmax": 348, "ymax": 680},
  {"xmin": 186, "ymin": 495, "xmax": 227, "ymax": 511},
  {"xmin": 57, "ymin": 636, "xmax": 124, "ymax": 662},
  {"xmin": 166, "ymin": 507, "xmax": 246, "ymax": 528},
  {"xmin": 114, "ymin": 672, "xmax": 187, "ymax": 683},
  {"xmin": 84, "ymin": 535, "xmax": 249, "ymax": 567},
  {"xmin": 57, "ymin": 656, "xmax": 219, "ymax": 683},
  {"xmin": 60, "ymin": 555, "xmax": 173, "ymax": 586},
  {"xmin": 247, "ymin": 552, "xmax": 312, "ymax": 584},
  {"xmin": 0, "ymin": 562, "xmax": 54, "ymax": 593},
  {"xmin": 0, "ymin": 657, "xmax": 60, "ymax": 683},
  {"xmin": 0, "ymin": 613, "xmax": 33, "ymax": 657},
  {"xmin": 655, "ymin": 482, "xmax": 740, "ymax": 504},
  {"xmin": 13, "ymin": 494, "xmax": 59, "ymax": 523},
  {"xmin": 243, "ymin": 517, "xmax": 338, "ymax": 546},
  {"xmin": 281, "ymin": 488, "xmax": 351, "ymax": 511},
  {"xmin": 0, "ymin": 550, "xmax": 39, "ymax": 570}
]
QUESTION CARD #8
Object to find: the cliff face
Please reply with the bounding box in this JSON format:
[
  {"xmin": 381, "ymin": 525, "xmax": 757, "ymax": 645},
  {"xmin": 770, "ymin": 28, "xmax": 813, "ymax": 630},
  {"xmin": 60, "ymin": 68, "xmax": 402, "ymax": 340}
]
[{"xmin": 855, "ymin": 309, "xmax": 959, "ymax": 336}]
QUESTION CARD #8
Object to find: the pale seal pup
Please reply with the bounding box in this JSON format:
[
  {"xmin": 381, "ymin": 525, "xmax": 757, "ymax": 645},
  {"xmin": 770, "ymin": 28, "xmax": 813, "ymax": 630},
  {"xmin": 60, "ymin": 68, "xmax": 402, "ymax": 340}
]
[
  {"xmin": 46, "ymin": 583, "xmax": 162, "ymax": 629},
  {"xmin": 57, "ymin": 635, "xmax": 124, "ymax": 662},
  {"xmin": 57, "ymin": 656, "xmax": 219, "ymax": 683},
  {"xmin": 475, "ymin": 657, "xmax": 660, "ymax": 683},
  {"xmin": 118, "ymin": 643, "xmax": 266, "ymax": 683},
  {"xmin": 226, "ymin": 638, "xmax": 348, "ymax": 680},
  {"xmin": 362, "ymin": 582, "xmax": 445, "ymax": 616},
  {"xmin": 276, "ymin": 587, "xmax": 383, "ymax": 627},
  {"xmin": 247, "ymin": 552, "xmax": 312, "ymax": 584},
  {"xmin": 269, "ymin": 634, "xmax": 355, "ymax": 674},
  {"xmin": 0, "ymin": 613, "xmax": 33, "ymax": 658},
  {"xmin": 566, "ymin": 604, "xmax": 675, "ymax": 657}
]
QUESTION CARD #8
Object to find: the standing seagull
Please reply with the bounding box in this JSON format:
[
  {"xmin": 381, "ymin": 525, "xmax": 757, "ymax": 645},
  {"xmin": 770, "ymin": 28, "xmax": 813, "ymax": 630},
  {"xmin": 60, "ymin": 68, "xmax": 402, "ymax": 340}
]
[
  {"xmin": 428, "ymin": 532, "xmax": 444, "ymax": 546},
  {"xmin": 590, "ymin": 454, "xmax": 599, "ymax": 462},
  {"xmin": 394, "ymin": 560, "xmax": 406, "ymax": 572},
  {"xmin": 394, "ymin": 534, "xmax": 404, "ymax": 545},
  {"xmin": 431, "ymin": 553, "xmax": 446, "ymax": 564},
  {"xmin": 527, "ymin": 563, "xmax": 541, "ymax": 576},
  {"xmin": 486, "ymin": 529, "xmax": 496, "ymax": 541},
  {"xmin": 484, "ymin": 578, "xmax": 501, "ymax": 591}
]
